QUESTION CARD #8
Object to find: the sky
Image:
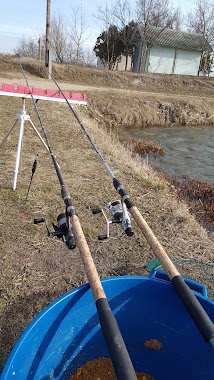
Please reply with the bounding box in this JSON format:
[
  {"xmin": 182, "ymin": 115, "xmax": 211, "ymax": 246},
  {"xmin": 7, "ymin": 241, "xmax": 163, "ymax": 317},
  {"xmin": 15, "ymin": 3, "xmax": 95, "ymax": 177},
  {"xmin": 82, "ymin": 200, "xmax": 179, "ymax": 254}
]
[{"xmin": 0, "ymin": 0, "xmax": 195, "ymax": 54}]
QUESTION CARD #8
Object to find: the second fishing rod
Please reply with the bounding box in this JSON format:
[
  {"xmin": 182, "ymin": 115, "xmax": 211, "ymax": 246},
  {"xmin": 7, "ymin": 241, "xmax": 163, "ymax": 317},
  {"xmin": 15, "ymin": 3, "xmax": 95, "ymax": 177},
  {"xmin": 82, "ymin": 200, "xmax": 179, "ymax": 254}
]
[
  {"xmin": 19, "ymin": 64, "xmax": 138, "ymax": 380},
  {"xmin": 47, "ymin": 69, "xmax": 214, "ymax": 353}
]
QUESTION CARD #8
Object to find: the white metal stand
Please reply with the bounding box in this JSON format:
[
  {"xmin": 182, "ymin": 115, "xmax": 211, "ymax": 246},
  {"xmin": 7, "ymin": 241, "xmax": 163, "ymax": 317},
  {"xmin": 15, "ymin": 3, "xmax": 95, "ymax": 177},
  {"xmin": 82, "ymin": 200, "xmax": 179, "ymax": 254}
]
[{"xmin": 0, "ymin": 98, "xmax": 49, "ymax": 190}]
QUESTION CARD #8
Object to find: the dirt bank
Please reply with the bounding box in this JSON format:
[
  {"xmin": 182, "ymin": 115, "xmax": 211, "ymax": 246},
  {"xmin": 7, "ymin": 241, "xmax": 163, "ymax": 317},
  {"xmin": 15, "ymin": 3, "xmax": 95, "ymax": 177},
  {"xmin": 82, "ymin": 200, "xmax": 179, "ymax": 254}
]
[
  {"xmin": 85, "ymin": 90, "xmax": 214, "ymax": 128},
  {"xmin": 1, "ymin": 57, "xmax": 214, "ymax": 128}
]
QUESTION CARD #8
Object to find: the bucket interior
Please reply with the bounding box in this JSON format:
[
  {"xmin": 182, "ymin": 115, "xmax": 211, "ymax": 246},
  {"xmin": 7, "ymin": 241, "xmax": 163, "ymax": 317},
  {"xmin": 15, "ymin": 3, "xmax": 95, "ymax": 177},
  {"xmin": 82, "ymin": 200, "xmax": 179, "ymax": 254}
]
[{"xmin": 1, "ymin": 275, "xmax": 214, "ymax": 380}]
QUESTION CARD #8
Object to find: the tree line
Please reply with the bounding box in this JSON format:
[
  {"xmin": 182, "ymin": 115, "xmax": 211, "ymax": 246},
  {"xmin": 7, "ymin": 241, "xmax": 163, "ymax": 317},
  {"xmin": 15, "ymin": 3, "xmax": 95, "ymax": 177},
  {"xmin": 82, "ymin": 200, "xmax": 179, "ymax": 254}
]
[
  {"xmin": 15, "ymin": 5, "xmax": 95, "ymax": 67},
  {"xmin": 14, "ymin": 0, "xmax": 214, "ymax": 72}
]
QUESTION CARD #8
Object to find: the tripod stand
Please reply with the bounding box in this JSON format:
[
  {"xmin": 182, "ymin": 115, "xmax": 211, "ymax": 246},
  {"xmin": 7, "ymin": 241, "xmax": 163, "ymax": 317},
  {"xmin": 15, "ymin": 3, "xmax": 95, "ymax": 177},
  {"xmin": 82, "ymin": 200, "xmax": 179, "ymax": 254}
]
[{"xmin": 0, "ymin": 98, "xmax": 49, "ymax": 190}]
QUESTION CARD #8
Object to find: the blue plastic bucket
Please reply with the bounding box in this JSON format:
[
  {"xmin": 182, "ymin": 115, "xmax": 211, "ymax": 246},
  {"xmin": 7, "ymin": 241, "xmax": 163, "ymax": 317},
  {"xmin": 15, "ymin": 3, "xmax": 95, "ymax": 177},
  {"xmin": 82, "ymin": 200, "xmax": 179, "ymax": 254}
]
[{"xmin": 1, "ymin": 271, "xmax": 214, "ymax": 380}]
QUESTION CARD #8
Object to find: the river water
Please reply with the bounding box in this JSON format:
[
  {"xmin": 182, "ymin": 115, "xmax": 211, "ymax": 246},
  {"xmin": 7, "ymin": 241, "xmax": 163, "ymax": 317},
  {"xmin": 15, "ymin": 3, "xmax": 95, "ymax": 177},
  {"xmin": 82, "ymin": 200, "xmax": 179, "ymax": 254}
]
[{"xmin": 119, "ymin": 125, "xmax": 214, "ymax": 183}]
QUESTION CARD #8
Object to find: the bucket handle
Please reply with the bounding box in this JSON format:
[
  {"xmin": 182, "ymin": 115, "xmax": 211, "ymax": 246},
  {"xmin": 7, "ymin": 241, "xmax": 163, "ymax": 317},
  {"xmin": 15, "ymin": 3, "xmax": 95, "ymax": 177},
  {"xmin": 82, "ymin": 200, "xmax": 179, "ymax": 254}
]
[{"xmin": 149, "ymin": 270, "xmax": 208, "ymax": 298}]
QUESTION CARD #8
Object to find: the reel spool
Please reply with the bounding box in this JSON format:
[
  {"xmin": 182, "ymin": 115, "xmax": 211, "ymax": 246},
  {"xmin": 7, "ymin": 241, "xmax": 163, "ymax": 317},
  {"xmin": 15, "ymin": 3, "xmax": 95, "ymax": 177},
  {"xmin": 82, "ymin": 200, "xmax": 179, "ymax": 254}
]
[{"xmin": 92, "ymin": 199, "xmax": 134, "ymax": 240}]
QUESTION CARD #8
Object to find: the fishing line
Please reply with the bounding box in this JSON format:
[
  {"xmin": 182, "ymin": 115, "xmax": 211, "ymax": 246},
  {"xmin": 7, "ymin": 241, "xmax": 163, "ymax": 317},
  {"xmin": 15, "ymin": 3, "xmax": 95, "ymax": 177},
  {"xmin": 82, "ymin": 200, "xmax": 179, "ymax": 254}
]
[
  {"xmin": 19, "ymin": 63, "xmax": 138, "ymax": 380},
  {"xmin": 45, "ymin": 67, "xmax": 214, "ymax": 352}
]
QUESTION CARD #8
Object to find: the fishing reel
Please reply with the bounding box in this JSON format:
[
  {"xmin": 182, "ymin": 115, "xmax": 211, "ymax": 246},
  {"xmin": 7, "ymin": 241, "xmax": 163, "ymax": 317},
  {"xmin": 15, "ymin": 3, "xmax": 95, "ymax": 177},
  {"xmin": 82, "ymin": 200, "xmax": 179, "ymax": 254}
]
[
  {"xmin": 33, "ymin": 213, "xmax": 76, "ymax": 250},
  {"xmin": 92, "ymin": 199, "xmax": 134, "ymax": 240}
]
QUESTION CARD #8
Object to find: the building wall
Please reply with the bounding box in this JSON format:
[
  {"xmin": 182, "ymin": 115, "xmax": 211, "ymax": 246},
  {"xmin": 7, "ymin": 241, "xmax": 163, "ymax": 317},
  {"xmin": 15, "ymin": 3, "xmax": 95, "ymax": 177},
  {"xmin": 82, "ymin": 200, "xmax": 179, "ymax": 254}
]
[
  {"xmin": 133, "ymin": 44, "xmax": 202, "ymax": 76},
  {"xmin": 115, "ymin": 55, "xmax": 132, "ymax": 70},
  {"xmin": 174, "ymin": 49, "xmax": 201, "ymax": 75},
  {"xmin": 97, "ymin": 57, "xmax": 108, "ymax": 70},
  {"xmin": 97, "ymin": 55, "xmax": 132, "ymax": 71},
  {"xmin": 147, "ymin": 46, "xmax": 175, "ymax": 74}
]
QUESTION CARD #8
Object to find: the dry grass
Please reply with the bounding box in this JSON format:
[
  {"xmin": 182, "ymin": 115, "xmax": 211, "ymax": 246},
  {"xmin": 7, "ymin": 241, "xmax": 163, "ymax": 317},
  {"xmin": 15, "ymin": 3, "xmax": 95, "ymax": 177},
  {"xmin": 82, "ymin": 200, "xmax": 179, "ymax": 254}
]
[
  {"xmin": 0, "ymin": 59, "xmax": 214, "ymax": 372},
  {"xmin": 168, "ymin": 177, "xmax": 214, "ymax": 231},
  {"xmin": 1, "ymin": 56, "xmax": 214, "ymax": 98},
  {"xmin": 119, "ymin": 136, "xmax": 165, "ymax": 155},
  {"xmin": 86, "ymin": 92, "xmax": 214, "ymax": 129},
  {"xmin": 1, "ymin": 57, "xmax": 214, "ymax": 129}
]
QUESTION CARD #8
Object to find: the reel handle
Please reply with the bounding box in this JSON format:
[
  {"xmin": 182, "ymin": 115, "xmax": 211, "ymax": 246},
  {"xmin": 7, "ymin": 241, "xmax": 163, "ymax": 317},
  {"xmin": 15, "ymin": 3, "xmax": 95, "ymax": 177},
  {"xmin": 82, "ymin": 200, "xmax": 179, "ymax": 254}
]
[
  {"xmin": 92, "ymin": 208, "xmax": 102, "ymax": 214},
  {"xmin": 98, "ymin": 234, "xmax": 108, "ymax": 240},
  {"xmin": 33, "ymin": 218, "xmax": 46, "ymax": 224}
]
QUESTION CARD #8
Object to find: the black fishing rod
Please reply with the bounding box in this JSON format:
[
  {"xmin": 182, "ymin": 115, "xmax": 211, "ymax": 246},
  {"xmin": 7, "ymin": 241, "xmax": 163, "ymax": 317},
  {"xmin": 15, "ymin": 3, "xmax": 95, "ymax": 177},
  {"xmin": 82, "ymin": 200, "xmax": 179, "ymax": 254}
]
[
  {"xmin": 47, "ymin": 69, "xmax": 214, "ymax": 353},
  {"xmin": 19, "ymin": 65, "xmax": 75, "ymax": 250},
  {"xmin": 25, "ymin": 156, "xmax": 37, "ymax": 203},
  {"xmin": 19, "ymin": 63, "xmax": 138, "ymax": 380}
]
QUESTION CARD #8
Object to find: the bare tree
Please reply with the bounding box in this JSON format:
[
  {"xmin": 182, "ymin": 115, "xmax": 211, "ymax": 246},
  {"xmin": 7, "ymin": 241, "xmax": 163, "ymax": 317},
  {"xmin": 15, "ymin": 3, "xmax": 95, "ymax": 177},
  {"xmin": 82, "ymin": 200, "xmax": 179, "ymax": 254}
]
[
  {"xmin": 187, "ymin": 0, "xmax": 214, "ymax": 46},
  {"xmin": 51, "ymin": 13, "xmax": 71, "ymax": 63},
  {"xmin": 136, "ymin": 0, "xmax": 181, "ymax": 29},
  {"xmin": 68, "ymin": 5, "xmax": 91, "ymax": 66},
  {"xmin": 94, "ymin": 4, "xmax": 115, "ymax": 68},
  {"xmin": 111, "ymin": 0, "xmax": 136, "ymax": 69},
  {"xmin": 187, "ymin": 0, "xmax": 214, "ymax": 75},
  {"xmin": 82, "ymin": 47, "xmax": 96, "ymax": 66},
  {"xmin": 112, "ymin": 0, "xmax": 133, "ymax": 29},
  {"xmin": 14, "ymin": 36, "xmax": 38, "ymax": 58}
]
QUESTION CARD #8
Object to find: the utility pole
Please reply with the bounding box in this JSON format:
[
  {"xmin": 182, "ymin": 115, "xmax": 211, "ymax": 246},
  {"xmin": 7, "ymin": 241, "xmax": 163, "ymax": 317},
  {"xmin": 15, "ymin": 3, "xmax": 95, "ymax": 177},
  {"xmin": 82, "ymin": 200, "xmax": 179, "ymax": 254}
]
[
  {"xmin": 45, "ymin": 0, "xmax": 51, "ymax": 78},
  {"xmin": 38, "ymin": 38, "xmax": 42, "ymax": 60}
]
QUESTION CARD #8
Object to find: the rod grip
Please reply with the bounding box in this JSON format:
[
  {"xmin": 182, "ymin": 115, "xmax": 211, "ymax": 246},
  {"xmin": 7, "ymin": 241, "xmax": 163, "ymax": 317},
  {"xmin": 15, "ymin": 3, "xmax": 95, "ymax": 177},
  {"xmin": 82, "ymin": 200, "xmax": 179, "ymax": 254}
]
[
  {"xmin": 96, "ymin": 298, "xmax": 138, "ymax": 380},
  {"xmin": 32, "ymin": 159, "xmax": 37, "ymax": 174},
  {"xmin": 172, "ymin": 275, "xmax": 214, "ymax": 343}
]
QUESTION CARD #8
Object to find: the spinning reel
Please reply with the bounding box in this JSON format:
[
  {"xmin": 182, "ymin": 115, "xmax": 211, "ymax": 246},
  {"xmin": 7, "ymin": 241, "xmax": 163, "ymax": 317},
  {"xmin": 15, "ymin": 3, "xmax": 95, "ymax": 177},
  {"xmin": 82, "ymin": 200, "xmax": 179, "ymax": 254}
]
[
  {"xmin": 33, "ymin": 213, "xmax": 76, "ymax": 249},
  {"xmin": 92, "ymin": 199, "xmax": 134, "ymax": 240}
]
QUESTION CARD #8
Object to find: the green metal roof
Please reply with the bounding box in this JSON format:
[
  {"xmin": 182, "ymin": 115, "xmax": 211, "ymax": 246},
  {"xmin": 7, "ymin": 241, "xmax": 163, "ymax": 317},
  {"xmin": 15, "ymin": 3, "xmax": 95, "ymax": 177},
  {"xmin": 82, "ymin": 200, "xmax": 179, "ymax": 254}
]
[{"xmin": 133, "ymin": 25, "xmax": 212, "ymax": 52}]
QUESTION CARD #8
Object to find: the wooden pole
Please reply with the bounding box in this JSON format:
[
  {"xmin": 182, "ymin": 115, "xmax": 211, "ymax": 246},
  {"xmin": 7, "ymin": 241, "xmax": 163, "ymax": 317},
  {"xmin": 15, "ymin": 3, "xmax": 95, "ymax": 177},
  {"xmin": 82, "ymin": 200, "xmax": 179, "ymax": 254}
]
[
  {"xmin": 45, "ymin": 0, "xmax": 51, "ymax": 70},
  {"xmin": 38, "ymin": 38, "xmax": 42, "ymax": 60}
]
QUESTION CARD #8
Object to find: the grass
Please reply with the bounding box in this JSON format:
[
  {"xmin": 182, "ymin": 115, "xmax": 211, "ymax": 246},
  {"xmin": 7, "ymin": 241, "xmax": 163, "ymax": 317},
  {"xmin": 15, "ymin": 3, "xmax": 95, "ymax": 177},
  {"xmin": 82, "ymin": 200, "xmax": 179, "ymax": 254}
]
[
  {"xmin": 0, "ymin": 58, "xmax": 214, "ymax": 372},
  {"xmin": 119, "ymin": 136, "xmax": 165, "ymax": 155}
]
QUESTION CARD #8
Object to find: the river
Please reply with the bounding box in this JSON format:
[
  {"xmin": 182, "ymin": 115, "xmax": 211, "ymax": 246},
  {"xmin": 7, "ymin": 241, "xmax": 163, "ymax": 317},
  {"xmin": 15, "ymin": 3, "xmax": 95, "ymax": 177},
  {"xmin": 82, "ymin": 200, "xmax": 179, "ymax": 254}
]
[{"xmin": 119, "ymin": 125, "xmax": 214, "ymax": 183}]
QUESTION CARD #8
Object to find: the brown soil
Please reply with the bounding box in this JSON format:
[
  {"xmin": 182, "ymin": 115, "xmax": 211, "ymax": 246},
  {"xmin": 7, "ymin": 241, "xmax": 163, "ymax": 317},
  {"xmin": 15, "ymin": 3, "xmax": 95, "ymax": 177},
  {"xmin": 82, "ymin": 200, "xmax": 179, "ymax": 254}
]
[
  {"xmin": 0, "ymin": 58, "xmax": 213, "ymax": 373},
  {"xmin": 69, "ymin": 358, "xmax": 156, "ymax": 380}
]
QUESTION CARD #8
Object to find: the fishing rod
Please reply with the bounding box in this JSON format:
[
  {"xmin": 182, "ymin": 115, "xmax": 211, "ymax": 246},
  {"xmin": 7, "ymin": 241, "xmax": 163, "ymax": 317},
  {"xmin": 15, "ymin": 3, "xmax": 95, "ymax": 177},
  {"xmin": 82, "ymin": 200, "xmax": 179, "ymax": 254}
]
[
  {"xmin": 25, "ymin": 156, "xmax": 38, "ymax": 203},
  {"xmin": 46, "ymin": 68, "xmax": 214, "ymax": 352},
  {"xmin": 19, "ymin": 63, "xmax": 138, "ymax": 380}
]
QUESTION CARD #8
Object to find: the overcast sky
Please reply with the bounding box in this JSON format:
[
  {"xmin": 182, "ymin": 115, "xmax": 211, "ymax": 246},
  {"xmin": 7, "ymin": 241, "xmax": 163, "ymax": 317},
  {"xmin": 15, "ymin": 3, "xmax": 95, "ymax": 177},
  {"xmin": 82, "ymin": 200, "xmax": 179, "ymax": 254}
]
[{"xmin": 0, "ymin": 0, "xmax": 195, "ymax": 54}]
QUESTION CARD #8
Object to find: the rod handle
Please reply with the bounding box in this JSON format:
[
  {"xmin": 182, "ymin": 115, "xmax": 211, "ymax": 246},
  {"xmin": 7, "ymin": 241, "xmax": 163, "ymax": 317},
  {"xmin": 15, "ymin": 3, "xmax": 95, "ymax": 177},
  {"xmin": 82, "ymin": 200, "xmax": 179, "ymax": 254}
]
[
  {"xmin": 172, "ymin": 275, "xmax": 214, "ymax": 343},
  {"xmin": 71, "ymin": 215, "xmax": 137, "ymax": 378},
  {"xmin": 32, "ymin": 159, "xmax": 37, "ymax": 174},
  {"xmin": 96, "ymin": 298, "xmax": 138, "ymax": 380}
]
